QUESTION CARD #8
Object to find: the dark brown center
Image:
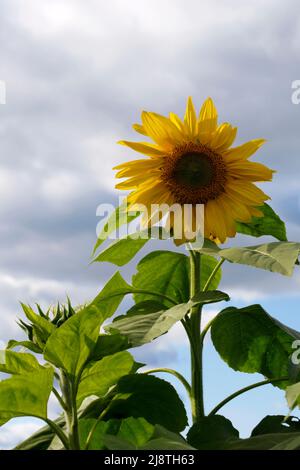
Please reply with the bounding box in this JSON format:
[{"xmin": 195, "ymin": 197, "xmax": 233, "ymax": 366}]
[{"xmin": 160, "ymin": 142, "xmax": 227, "ymax": 204}]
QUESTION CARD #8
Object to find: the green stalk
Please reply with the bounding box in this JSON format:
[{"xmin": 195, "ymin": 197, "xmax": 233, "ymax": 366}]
[
  {"xmin": 60, "ymin": 371, "xmax": 80, "ymax": 450},
  {"xmin": 44, "ymin": 418, "xmax": 70, "ymax": 450},
  {"xmin": 189, "ymin": 250, "xmax": 204, "ymax": 422},
  {"xmin": 208, "ymin": 376, "xmax": 289, "ymax": 416},
  {"xmin": 202, "ymin": 258, "xmax": 225, "ymax": 292},
  {"xmin": 143, "ymin": 367, "xmax": 192, "ymax": 399}
]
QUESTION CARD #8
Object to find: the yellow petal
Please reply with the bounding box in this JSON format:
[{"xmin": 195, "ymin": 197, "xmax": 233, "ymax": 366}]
[
  {"xmin": 114, "ymin": 158, "xmax": 162, "ymax": 178},
  {"xmin": 209, "ymin": 123, "xmax": 237, "ymax": 152},
  {"xmin": 223, "ymin": 139, "xmax": 266, "ymax": 162},
  {"xmin": 127, "ymin": 180, "xmax": 167, "ymax": 206},
  {"xmin": 118, "ymin": 140, "xmax": 165, "ymax": 157},
  {"xmin": 226, "ymin": 180, "xmax": 270, "ymax": 205},
  {"xmin": 198, "ymin": 97, "xmax": 218, "ymax": 140},
  {"xmin": 205, "ymin": 200, "xmax": 227, "ymax": 243},
  {"xmin": 216, "ymin": 197, "xmax": 236, "ymax": 237},
  {"xmin": 132, "ymin": 123, "xmax": 148, "ymax": 136},
  {"xmin": 184, "ymin": 96, "xmax": 197, "ymax": 138},
  {"xmin": 227, "ymin": 160, "xmax": 274, "ymax": 181},
  {"xmin": 221, "ymin": 194, "xmax": 252, "ymax": 222},
  {"xmin": 169, "ymin": 112, "xmax": 186, "ymax": 134},
  {"xmin": 115, "ymin": 173, "xmax": 157, "ymax": 190},
  {"xmin": 141, "ymin": 111, "xmax": 183, "ymax": 149}
]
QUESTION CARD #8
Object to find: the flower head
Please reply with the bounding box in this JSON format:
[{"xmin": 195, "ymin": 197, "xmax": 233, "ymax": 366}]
[{"xmin": 114, "ymin": 97, "xmax": 274, "ymax": 243}]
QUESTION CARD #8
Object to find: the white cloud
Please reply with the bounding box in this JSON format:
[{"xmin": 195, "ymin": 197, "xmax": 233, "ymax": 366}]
[{"xmin": 0, "ymin": 419, "xmax": 42, "ymax": 450}]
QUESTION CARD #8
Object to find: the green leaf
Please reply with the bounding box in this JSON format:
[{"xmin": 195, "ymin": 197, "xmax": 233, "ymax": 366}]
[
  {"xmin": 286, "ymin": 382, "xmax": 300, "ymax": 410},
  {"xmin": 211, "ymin": 304, "xmax": 300, "ymax": 385},
  {"xmin": 103, "ymin": 434, "xmax": 136, "ymax": 450},
  {"xmin": 225, "ymin": 432, "xmax": 300, "ymax": 450},
  {"xmin": 44, "ymin": 304, "xmax": 104, "ymax": 378},
  {"xmin": 132, "ymin": 251, "xmax": 222, "ymax": 307},
  {"xmin": 0, "ymin": 350, "xmax": 42, "ymax": 375},
  {"xmin": 187, "ymin": 415, "xmax": 239, "ymax": 450},
  {"xmin": 14, "ymin": 425, "xmax": 57, "ymax": 450},
  {"xmin": 270, "ymin": 433, "xmax": 300, "ymax": 450},
  {"xmin": 107, "ymin": 374, "xmax": 188, "ymax": 433},
  {"xmin": 93, "ymin": 227, "xmax": 171, "ymax": 266},
  {"xmin": 93, "ymin": 233, "xmax": 149, "ymax": 266},
  {"xmin": 91, "ymin": 271, "xmax": 133, "ymax": 319},
  {"xmin": 77, "ymin": 351, "xmax": 134, "ymax": 404},
  {"xmin": 191, "ymin": 290, "xmax": 229, "ymax": 304},
  {"xmin": 103, "ymin": 422, "xmax": 194, "ymax": 450},
  {"xmin": 6, "ymin": 340, "xmax": 42, "ymax": 354},
  {"xmin": 141, "ymin": 425, "xmax": 195, "ymax": 450},
  {"xmin": 93, "ymin": 203, "xmax": 140, "ymax": 256},
  {"xmin": 14, "ymin": 416, "xmax": 65, "ymax": 450},
  {"xmin": 251, "ymin": 415, "xmax": 300, "ymax": 436},
  {"xmin": 126, "ymin": 300, "xmax": 167, "ymax": 316},
  {"xmin": 117, "ymin": 417, "xmax": 154, "ymax": 448},
  {"xmin": 106, "ymin": 303, "xmax": 190, "ymax": 347},
  {"xmin": 90, "ymin": 334, "xmax": 130, "ymax": 361},
  {"xmin": 21, "ymin": 303, "xmax": 55, "ymax": 346},
  {"xmin": 0, "ymin": 368, "xmax": 54, "ymax": 423},
  {"xmin": 236, "ymin": 203, "xmax": 287, "ymax": 241},
  {"xmin": 78, "ymin": 418, "xmax": 119, "ymax": 450},
  {"xmin": 107, "ymin": 291, "xmax": 228, "ymax": 347},
  {"xmin": 219, "ymin": 242, "xmax": 300, "ymax": 276}
]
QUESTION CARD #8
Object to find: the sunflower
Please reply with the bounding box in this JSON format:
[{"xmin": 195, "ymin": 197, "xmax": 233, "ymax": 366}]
[{"xmin": 114, "ymin": 97, "xmax": 274, "ymax": 244}]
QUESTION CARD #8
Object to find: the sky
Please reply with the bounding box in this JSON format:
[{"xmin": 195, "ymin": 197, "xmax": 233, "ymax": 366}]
[{"xmin": 1, "ymin": 0, "xmax": 300, "ymax": 449}]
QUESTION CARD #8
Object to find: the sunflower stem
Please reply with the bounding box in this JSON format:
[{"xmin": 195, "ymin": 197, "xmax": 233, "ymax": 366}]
[{"xmin": 189, "ymin": 250, "xmax": 204, "ymax": 422}]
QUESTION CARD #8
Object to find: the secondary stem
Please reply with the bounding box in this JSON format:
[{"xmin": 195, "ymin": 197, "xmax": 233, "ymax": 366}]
[
  {"xmin": 189, "ymin": 250, "xmax": 204, "ymax": 422},
  {"xmin": 143, "ymin": 367, "xmax": 192, "ymax": 399},
  {"xmin": 202, "ymin": 258, "xmax": 225, "ymax": 292},
  {"xmin": 208, "ymin": 376, "xmax": 289, "ymax": 416}
]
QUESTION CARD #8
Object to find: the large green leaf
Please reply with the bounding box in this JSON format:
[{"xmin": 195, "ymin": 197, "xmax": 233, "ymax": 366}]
[
  {"xmin": 211, "ymin": 304, "xmax": 300, "ymax": 385},
  {"xmin": 93, "ymin": 203, "xmax": 140, "ymax": 256},
  {"xmin": 251, "ymin": 415, "xmax": 300, "ymax": 436},
  {"xmin": 0, "ymin": 350, "xmax": 42, "ymax": 375},
  {"xmin": 132, "ymin": 251, "xmax": 222, "ymax": 307},
  {"xmin": 93, "ymin": 233, "xmax": 149, "ymax": 266},
  {"xmin": 141, "ymin": 425, "xmax": 195, "ymax": 450},
  {"xmin": 187, "ymin": 415, "xmax": 239, "ymax": 450},
  {"xmin": 78, "ymin": 418, "xmax": 119, "ymax": 450},
  {"xmin": 106, "ymin": 303, "xmax": 190, "ymax": 347},
  {"xmin": 236, "ymin": 203, "xmax": 287, "ymax": 241},
  {"xmin": 106, "ymin": 374, "xmax": 188, "ymax": 433},
  {"xmin": 270, "ymin": 433, "xmax": 300, "ymax": 450},
  {"xmin": 225, "ymin": 432, "xmax": 300, "ymax": 450},
  {"xmin": 0, "ymin": 368, "xmax": 54, "ymax": 424},
  {"xmin": 90, "ymin": 333, "xmax": 130, "ymax": 361},
  {"xmin": 117, "ymin": 417, "xmax": 154, "ymax": 448},
  {"xmin": 44, "ymin": 304, "xmax": 104, "ymax": 378},
  {"xmin": 220, "ymin": 242, "xmax": 300, "ymax": 276},
  {"xmin": 77, "ymin": 351, "xmax": 134, "ymax": 404},
  {"xmin": 106, "ymin": 291, "xmax": 228, "ymax": 347},
  {"xmin": 125, "ymin": 300, "xmax": 167, "ymax": 316},
  {"xmin": 91, "ymin": 271, "xmax": 132, "ymax": 319}
]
